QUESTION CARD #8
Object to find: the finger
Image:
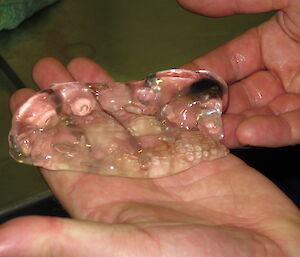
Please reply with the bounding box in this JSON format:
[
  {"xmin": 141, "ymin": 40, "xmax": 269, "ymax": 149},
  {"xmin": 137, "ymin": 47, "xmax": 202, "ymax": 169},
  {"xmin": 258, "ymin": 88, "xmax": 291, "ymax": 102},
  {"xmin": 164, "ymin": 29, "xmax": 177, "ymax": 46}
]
[
  {"xmin": 223, "ymin": 107, "xmax": 278, "ymax": 148},
  {"xmin": 236, "ymin": 93, "xmax": 300, "ymax": 147},
  {"xmin": 9, "ymin": 88, "xmax": 36, "ymax": 114},
  {"xmin": 180, "ymin": 27, "xmax": 264, "ymax": 84},
  {"xmin": 67, "ymin": 57, "xmax": 114, "ymax": 84},
  {"xmin": 269, "ymin": 93, "xmax": 300, "ymax": 114},
  {"xmin": 177, "ymin": 0, "xmax": 287, "ymax": 17},
  {"xmin": 237, "ymin": 110, "xmax": 300, "ymax": 147},
  {"xmin": 223, "ymin": 93, "xmax": 300, "ymax": 147},
  {"xmin": 226, "ymin": 70, "xmax": 284, "ymax": 114},
  {"xmin": 18, "ymin": 58, "xmax": 75, "ymax": 117},
  {"xmin": 0, "ymin": 215, "xmax": 290, "ymax": 257},
  {"xmin": 222, "ymin": 113, "xmax": 245, "ymax": 148},
  {"xmin": 0, "ymin": 216, "xmax": 67, "ymax": 257},
  {"xmin": 32, "ymin": 57, "xmax": 74, "ymax": 89}
]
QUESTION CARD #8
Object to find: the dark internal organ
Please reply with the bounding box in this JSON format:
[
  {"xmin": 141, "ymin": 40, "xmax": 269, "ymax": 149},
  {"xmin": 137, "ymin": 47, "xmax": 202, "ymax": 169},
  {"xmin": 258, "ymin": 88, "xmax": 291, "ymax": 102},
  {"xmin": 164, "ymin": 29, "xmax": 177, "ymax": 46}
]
[{"xmin": 9, "ymin": 69, "xmax": 229, "ymax": 178}]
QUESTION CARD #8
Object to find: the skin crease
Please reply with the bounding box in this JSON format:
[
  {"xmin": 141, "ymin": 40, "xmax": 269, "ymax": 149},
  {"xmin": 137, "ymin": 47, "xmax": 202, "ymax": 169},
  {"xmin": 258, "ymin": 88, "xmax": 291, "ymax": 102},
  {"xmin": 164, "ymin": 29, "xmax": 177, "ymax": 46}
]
[{"xmin": 1, "ymin": 0, "xmax": 300, "ymax": 256}]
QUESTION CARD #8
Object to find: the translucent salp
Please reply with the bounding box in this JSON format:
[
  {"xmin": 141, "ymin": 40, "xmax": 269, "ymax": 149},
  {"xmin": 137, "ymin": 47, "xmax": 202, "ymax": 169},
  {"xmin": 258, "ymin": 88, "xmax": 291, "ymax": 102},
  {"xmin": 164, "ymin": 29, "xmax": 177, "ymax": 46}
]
[{"xmin": 9, "ymin": 69, "xmax": 229, "ymax": 178}]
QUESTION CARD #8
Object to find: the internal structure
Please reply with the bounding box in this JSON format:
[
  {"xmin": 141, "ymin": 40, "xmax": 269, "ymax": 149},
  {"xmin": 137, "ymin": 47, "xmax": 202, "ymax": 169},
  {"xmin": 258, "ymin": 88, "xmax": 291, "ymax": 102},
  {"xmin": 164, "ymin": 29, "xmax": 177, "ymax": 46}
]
[{"xmin": 9, "ymin": 69, "xmax": 229, "ymax": 178}]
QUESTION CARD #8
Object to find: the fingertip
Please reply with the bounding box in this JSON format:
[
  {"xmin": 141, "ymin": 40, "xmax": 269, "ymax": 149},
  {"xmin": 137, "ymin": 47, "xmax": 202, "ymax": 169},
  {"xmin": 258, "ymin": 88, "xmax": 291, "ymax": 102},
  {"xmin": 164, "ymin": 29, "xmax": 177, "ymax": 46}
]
[
  {"xmin": 177, "ymin": 0, "xmax": 196, "ymax": 12},
  {"xmin": 32, "ymin": 57, "xmax": 60, "ymax": 81},
  {"xmin": 177, "ymin": 0, "xmax": 284, "ymax": 16},
  {"xmin": 236, "ymin": 119, "xmax": 256, "ymax": 146},
  {"xmin": 9, "ymin": 88, "xmax": 36, "ymax": 114},
  {"xmin": 67, "ymin": 57, "xmax": 113, "ymax": 84},
  {"xmin": 32, "ymin": 57, "xmax": 73, "ymax": 89},
  {"xmin": 0, "ymin": 216, "xmax": 63, "ymax": 257},
  {"xmin": 33, "ymin": 57, "xmax": 59, "ymax": 69},
  {"xmin": 222, "ymin": 113, "xmax": 244, "ymax": 148},
  {"xmin": 177, "ymin": 0, "xmax": 235, "ymax": 17},
  {"xmin": 236, "ymin": 115, "xmax": 290, "ymax": 147},
  {"xmin": 67, "ymin": 57, "xmax": 90, "ymax": 70}
]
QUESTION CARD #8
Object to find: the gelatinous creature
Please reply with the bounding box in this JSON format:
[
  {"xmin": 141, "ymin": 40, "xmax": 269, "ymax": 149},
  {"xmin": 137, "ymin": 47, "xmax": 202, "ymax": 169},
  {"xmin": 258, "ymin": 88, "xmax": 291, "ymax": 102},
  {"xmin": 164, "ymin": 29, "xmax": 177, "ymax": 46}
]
[{"xmin": 9, "ymin": 69, "xmax": 229, "ymax": 178}]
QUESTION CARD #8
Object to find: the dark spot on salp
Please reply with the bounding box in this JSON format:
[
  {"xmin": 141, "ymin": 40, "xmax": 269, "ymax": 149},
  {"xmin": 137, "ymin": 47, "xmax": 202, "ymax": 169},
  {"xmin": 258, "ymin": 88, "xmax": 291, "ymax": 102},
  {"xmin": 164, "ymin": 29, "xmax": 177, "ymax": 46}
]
[
  {"xmin": 139, "ymin": 100, "xmax": 151, "ymax": 106},
  {"xmin": 40, "ymin": 89, "xmax": 62, "ymax": 113},
  {"xmin": 145, "ymin": 73, "xmax": 157, "ymax": 87},
  {"xmin": 41, "ymin": 89, "xmax": 55, "ymax": 95},
  {"xmin": 188, "ymin": 79, "xmax": 223, "ymax": 100},
  {"xmin": 54, "ymin": 101, "xmax": 62, "ymax": 114}
]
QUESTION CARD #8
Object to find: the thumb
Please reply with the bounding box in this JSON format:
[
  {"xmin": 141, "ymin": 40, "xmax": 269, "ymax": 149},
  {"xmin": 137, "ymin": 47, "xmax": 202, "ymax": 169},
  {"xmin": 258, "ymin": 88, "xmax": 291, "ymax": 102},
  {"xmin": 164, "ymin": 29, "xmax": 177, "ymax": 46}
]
[
  {"xmin": 177, "ymin": 0, "xmax": 287, "ymax": 17},
  {"xmin": 0, "ymin": 216, "xmax": 119, "ymax": 257},
  {"xmin": 236, "ymin": 111, "xmax": 300, "ymax": 147},
  {"xmin": 0, "ymin": 216, "xmax": 161, "ymax": 257},
  {"xmin": 0, "ymin": 216, "xmax": 62, "ymax": 257}
]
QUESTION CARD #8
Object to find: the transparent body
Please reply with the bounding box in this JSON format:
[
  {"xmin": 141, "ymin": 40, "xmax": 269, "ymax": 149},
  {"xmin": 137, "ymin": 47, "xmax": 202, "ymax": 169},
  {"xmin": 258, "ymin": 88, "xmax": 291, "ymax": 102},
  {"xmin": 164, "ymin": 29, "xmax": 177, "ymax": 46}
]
[{"xmin": 9, "ymin": 69, "xmax": 229, "ymax": 178}]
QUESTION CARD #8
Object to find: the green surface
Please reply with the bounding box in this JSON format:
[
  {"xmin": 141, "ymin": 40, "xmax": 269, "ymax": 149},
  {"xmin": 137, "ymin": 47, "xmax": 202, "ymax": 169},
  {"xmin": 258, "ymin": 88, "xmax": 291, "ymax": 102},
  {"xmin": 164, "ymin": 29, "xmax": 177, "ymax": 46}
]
[
  {"xmin": 0, "ymin": 0, "xmax": 273, "ymax": 216},
  {"xmin": 0, "ymin": 0, "xmax": 273, "ymax": 87},
  {"xmin": 0, "ymin": 0, "xmax": 58, "ymax": 30}
]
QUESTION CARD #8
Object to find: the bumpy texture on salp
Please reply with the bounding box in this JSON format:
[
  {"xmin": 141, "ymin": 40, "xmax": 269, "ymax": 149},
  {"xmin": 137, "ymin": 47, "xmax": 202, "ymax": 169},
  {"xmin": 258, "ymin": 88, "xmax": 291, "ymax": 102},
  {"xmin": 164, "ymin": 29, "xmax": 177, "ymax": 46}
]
[
  {"xmin": 0, "ymin": 0, "xmax": 58, "ymax": 30},
  {"xmin": 9, "ymin": 69, "xmax": 229, "ymax": 178}
]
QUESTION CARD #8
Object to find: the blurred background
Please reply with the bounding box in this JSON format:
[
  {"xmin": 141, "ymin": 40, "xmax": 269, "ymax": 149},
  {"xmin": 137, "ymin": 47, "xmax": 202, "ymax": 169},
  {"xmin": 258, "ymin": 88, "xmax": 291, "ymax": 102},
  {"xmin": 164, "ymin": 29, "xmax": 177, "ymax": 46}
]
[{"xmin": 0, "ymin": 0, "xmax": 299, "ymax": 223}]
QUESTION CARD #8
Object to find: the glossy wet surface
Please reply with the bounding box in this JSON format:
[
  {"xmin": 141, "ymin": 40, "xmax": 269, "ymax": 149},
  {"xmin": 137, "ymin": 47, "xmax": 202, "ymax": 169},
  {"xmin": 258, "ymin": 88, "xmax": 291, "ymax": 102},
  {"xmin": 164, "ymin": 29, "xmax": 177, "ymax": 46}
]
[{"xmin": 9, "ymin": 69, "xmax": 229, "ymax": 178}]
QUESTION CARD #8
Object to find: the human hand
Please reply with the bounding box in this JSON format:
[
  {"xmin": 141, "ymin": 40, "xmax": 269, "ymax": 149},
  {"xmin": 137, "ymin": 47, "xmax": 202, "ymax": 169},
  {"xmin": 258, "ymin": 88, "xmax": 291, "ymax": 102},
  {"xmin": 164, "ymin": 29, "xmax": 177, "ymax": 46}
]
[
  {"xmin": 1, "ymin": 58, "xmax": 299, "ymax": 257},
  {"xmin": 178, "ymin": 0, "xmax": 300, "ymax": 148}
]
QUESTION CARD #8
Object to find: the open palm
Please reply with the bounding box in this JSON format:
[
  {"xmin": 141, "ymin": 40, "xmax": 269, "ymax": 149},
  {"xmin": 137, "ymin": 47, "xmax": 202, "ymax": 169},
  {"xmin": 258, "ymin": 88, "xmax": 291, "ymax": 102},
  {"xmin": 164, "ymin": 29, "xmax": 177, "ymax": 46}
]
[{"xmin": 0, "ymin": 57, "xmax": 298, "ymax": 257}]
